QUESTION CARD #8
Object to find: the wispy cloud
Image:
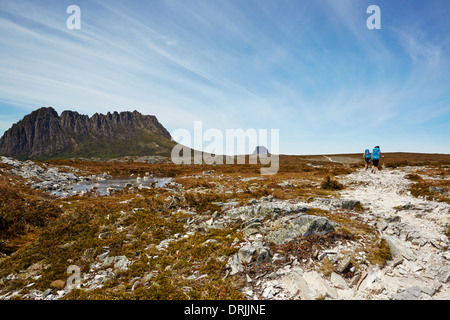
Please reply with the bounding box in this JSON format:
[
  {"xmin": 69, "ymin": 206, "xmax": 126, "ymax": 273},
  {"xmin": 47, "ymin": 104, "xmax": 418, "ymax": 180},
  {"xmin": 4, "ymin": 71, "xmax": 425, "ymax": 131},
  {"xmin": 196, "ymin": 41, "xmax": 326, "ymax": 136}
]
[{"xmin": 0, "ymin": 0, "xmax": 449, "ymax": 154}]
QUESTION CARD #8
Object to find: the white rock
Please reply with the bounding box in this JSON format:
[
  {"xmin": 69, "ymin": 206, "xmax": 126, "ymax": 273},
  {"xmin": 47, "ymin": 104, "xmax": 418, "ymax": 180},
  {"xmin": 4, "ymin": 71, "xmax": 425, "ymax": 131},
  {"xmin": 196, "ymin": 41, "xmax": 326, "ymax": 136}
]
[
  {"xmin": 281, "ymin": 271, "xmax": 311, "ymax": 300},
  {"xmin": 303, "ymin": 271, "xmax": 338, "ymax": 299},
  {"xmin": 331, "ymin": 272, "xmax": 349, "ymax": 290}
]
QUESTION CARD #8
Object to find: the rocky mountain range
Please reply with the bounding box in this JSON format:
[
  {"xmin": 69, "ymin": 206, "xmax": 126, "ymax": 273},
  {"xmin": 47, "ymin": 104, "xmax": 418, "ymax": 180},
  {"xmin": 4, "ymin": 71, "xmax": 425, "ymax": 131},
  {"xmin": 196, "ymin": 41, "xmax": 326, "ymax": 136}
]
[{"xmin": 0, "ymin": 107, "xmax": 175, "ymax": 160}]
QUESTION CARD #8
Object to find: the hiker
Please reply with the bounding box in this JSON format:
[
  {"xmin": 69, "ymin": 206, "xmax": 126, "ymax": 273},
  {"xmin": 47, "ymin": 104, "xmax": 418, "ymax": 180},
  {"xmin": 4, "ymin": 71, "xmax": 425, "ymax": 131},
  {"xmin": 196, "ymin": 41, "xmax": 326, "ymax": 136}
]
[
  {"xmin": 371, "ymin": 146, "xmax": 384, "ymax": 173},
  {"xmin": 363, "ymin": 149, "xmax": 371, "ymax": 170}
]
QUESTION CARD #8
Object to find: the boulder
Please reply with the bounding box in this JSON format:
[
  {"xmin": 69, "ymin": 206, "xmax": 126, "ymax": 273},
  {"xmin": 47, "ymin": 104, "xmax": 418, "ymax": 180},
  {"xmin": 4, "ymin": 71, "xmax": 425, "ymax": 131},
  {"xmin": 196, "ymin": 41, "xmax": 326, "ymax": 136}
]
[
  {"xmin": 238, "ymin": 246, "xmax": 256, "ymax": 264},
  {"xmin": 384, "ymin": 235, "xmax": 416, "ymax": 261},
  {"xmin": 302, "ymin": 271, "xmax": 338, "ymax": 299},
  {"xmin": 227, "ymin": 254, "xmax": 244, "ymax": 275},
  {"xmin": 392, "ymin": 284, "xmax": 442, "ymax": 300},
  {"xmin": 267, "ymin": 214, "xmax": 335, "ymax": 245},
  {"xmin": 103, "ymin": 255, "xmax": 131, "ymax": 271},
  {"xmin": 114, "ymin": 256, "xmax": 131, "ymax": 271},
  {"xmin": 224, "ymin": 202, "xmax": 309, "ymax": 221},
  {"xmin": 241, "ymin": 219, "xmax": 264, "ymax": 237},
  {"xmin": 429, "ymin": 186, "xmax": 445, "ymax": 194},
  {"xmin": 337, "ymin": 256, "xmax": 352, "ymax": 273},
  {"xmin": 315, "ymin": 198, "xmax": 361, "ymax": 210},
  {"xmin": 281, "ymin": 271, "xmax": 311, "ymax": 300},
  {"xmin": 330, "ymin": 272, "xmax": 349, "ymax": 289},
  {"xmin": 392, "ymin": 286, "xmax": 423, "ymax": 300},
  {"xmin": 256, "ymin": 247, "xmax": 272, "ymax": 266}
]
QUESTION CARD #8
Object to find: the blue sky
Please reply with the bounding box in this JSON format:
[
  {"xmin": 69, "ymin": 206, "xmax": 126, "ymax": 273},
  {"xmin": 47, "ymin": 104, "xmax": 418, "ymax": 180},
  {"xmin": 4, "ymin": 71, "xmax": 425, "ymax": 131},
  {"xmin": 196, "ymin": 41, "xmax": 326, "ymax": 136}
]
[{"xmin": 0, "ymin": 0, "xmax": 449, "ymax": 155}]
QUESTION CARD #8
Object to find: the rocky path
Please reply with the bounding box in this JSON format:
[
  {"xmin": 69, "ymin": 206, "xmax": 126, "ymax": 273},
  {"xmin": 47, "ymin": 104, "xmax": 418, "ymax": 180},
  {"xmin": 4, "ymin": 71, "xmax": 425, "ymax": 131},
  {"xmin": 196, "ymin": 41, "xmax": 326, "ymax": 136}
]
[
  {"xmin": 242, "ymin": 166, "xmax": 449, "ymax": 300},
  {"xmin": 339, "ymin": 167, "xmax": 449, "ymax": 299}
]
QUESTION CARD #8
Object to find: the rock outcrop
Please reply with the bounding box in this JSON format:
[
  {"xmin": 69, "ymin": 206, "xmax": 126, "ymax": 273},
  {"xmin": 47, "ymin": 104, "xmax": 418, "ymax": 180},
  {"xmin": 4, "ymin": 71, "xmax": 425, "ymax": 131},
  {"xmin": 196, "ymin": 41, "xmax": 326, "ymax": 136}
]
[
  {"xmin": 0, "ymin": 156, "xmax": 109, "ymax": 194},
  {"xmin": 266, "ymin": 214, "xmax": 335, "ymax": 245}
]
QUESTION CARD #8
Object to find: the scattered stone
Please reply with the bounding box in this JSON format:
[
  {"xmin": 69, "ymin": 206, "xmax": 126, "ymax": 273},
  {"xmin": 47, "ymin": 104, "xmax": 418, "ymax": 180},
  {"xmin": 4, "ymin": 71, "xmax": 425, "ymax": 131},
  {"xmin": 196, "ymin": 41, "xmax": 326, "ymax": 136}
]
[
  {"xmin": 227, "ymin": 254, "xmax": 243, "ymax": 276},
  {"xmin": 355, "ymin": 271, "xmax": 368, "ymax": 290},
  {"xmin": 241, "ymin": 220, "xmax": 263, "ymax": 237},
  {"xmin": 349, "ymin": 272, "xmax": 362, "ymax": 288},
  {"xmin": 97, "ymin": 250, "xmax": 110, "ymax": 261},
  {"xmin": 238, "ymin": 246, "xmax": 256, "ymax": 264},
  {"xmin": 385, "ymin": 216, "xmax": 401, "ymax": 223},
  {"xmin": 403, "ymin": 260, "xmax": 423, "ymax": 273},
  {"xmin": 421, "ymin": 284, "xmax": 441, "ymax": 297},
  {"xmin": 114, "ymin": 256, "xmax": 131, "ymax": 271},
  {"xmin": 337, "ymin": 256, "xmax": 352, "ymax": 273},
  {"xmin": 256, "ymin": 248, "xmax": 272, "ymax": 266},
  {"xmin": 302, "ymin": 271, "xmax": 338, "ymax": 299},
  {"xmin": 281, "ymin": 271, "xmax": 311, "ymax": 300},
  {"xmin": 358, "ymin": 271, "xmax": 380, "ymax": 292},
  {"xmin": 392, "ymin": 286, "xmax": 423, "ymax": 300},
  {"xmin": 318, "ymin": 250, "xmax": 338, "ymax": 261},
  {"xmin": 42, "ymin": 289, "xmax": 53, "ymax": 299},
  {"xmin": 384, "ymin": 235, "xmax": 416, "ymax": 261},
  {"xmin": 98, "ymin": 232, "xmax": 111, "ymax": 239},
  {"xmin": 314, "ymin": 198, "xmax": 360, "ymax": 210},
  {"xmin": 330, "ymin": 272, "xmax": 349, "ymax": 290},
  {"xmin": 429, "ymin": 186, "xmax": 445, "ymax": 194},
  {"xmin": 391, "ymin": 258, "xmax": 403, "ymax": 268}
]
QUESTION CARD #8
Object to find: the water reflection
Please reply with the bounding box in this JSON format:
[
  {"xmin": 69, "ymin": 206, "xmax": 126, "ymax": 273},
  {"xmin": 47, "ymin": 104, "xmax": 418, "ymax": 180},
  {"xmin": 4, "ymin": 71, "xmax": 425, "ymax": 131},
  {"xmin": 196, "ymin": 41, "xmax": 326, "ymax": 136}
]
[{"xmin": 50, "ymin": 177, "xmax": 173, "ymax": 197}]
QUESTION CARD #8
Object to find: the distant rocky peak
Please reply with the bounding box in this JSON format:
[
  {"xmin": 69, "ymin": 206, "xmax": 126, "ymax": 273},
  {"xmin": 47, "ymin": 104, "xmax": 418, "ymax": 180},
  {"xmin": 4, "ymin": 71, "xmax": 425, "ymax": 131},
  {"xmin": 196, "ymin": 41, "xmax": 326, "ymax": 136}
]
[{"xmin": 253, "ymin": 146, "xmax": 270, "ymax": 155}]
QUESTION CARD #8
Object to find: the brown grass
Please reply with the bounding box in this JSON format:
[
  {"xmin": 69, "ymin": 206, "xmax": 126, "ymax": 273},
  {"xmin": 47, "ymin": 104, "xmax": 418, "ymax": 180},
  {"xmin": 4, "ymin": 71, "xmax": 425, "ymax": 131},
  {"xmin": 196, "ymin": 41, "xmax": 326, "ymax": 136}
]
[{"xmin": 1, "ymin": 152, "xmax": 448, "ymax": 299}]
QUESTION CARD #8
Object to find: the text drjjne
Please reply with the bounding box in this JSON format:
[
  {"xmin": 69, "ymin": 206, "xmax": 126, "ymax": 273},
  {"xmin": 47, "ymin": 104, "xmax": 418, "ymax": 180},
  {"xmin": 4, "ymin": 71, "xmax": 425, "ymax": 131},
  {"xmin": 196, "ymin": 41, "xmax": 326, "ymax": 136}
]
[{"xmin": 184, "ymin": 304, "xmax": 266, "ymax": 317}]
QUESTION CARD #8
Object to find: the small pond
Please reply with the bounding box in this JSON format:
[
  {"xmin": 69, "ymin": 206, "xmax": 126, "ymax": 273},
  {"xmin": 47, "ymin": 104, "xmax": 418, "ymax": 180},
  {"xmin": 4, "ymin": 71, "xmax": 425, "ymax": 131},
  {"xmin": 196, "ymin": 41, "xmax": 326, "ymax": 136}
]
[{"xmin": 50, "ymin": 177, "xmax": 173, "ymax": 197}]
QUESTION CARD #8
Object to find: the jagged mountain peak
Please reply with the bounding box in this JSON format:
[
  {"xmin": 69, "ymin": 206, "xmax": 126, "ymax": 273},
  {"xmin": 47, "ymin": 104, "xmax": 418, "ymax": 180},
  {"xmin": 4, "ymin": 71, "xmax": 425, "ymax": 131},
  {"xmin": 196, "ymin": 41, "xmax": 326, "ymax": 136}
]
[{"xmin": 0, "ymin": 107, "xmax": 174, "ymax": 160}]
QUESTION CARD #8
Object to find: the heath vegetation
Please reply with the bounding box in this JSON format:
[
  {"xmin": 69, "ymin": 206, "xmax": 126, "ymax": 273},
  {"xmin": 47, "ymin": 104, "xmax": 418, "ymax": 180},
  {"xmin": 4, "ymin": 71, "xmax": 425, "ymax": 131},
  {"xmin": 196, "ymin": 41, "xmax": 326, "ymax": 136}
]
[{"xmin": 1, "ymin": 153, "xmax": 449, "ymax": 300}]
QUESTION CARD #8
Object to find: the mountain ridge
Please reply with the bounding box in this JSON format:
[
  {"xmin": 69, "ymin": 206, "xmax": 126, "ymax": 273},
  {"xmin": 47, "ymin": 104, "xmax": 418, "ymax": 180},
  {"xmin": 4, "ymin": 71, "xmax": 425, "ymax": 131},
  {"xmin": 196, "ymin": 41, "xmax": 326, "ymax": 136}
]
[{"xmin": 0, "ymin": 107, "xmax": 175, "ymax": 160}]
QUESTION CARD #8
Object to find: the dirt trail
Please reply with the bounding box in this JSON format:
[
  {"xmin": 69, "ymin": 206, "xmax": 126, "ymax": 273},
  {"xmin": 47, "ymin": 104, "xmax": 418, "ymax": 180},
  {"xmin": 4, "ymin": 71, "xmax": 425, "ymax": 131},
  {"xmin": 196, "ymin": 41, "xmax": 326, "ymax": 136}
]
[{"xmin": 339, "ymin": 167, "xmax": 449, "ymax": 299}]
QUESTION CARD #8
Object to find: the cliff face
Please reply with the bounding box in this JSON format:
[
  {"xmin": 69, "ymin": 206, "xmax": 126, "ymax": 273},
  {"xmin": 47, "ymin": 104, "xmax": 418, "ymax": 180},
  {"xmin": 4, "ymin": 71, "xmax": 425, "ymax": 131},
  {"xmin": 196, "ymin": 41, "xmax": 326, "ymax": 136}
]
[{"xmin": 0, "ymin": 107, "xmax": 175, "ymax": 160}]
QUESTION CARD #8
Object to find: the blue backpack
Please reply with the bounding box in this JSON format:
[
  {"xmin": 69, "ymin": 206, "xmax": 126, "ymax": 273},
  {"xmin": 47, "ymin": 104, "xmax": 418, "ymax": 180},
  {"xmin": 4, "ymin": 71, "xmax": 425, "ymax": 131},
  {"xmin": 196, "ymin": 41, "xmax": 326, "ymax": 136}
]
[
  {"xmin": 364, "ymin": 149, "xmax": 371, "ymax": 159},
  {"xmin": 372, "ymin": 147, "xmax": 380, "ymax": 160}
]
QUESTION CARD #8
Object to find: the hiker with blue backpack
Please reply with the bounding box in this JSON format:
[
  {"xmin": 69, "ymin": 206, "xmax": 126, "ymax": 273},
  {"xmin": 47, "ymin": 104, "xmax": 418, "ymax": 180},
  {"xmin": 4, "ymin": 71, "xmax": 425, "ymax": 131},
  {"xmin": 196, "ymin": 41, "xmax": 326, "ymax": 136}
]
[
  {"xmin": 363, "ymin": 149, "xmax": 372, "ymax": 170},
  {"xmin": 371, "ymin": 146, "xmax": 384, "ymax": 173}
]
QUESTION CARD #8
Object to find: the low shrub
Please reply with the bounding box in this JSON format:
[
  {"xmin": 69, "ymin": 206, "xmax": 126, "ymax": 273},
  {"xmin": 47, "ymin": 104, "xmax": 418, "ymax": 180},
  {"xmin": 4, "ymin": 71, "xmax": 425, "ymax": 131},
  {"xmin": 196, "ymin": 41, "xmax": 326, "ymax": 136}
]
[
  {"xmin": 0, "ymin": 185, "xmax": 62, "ymax": 253},
  {"xmin": 320, "ymin": 176, "xmax": 344, "ymax": 191}
]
